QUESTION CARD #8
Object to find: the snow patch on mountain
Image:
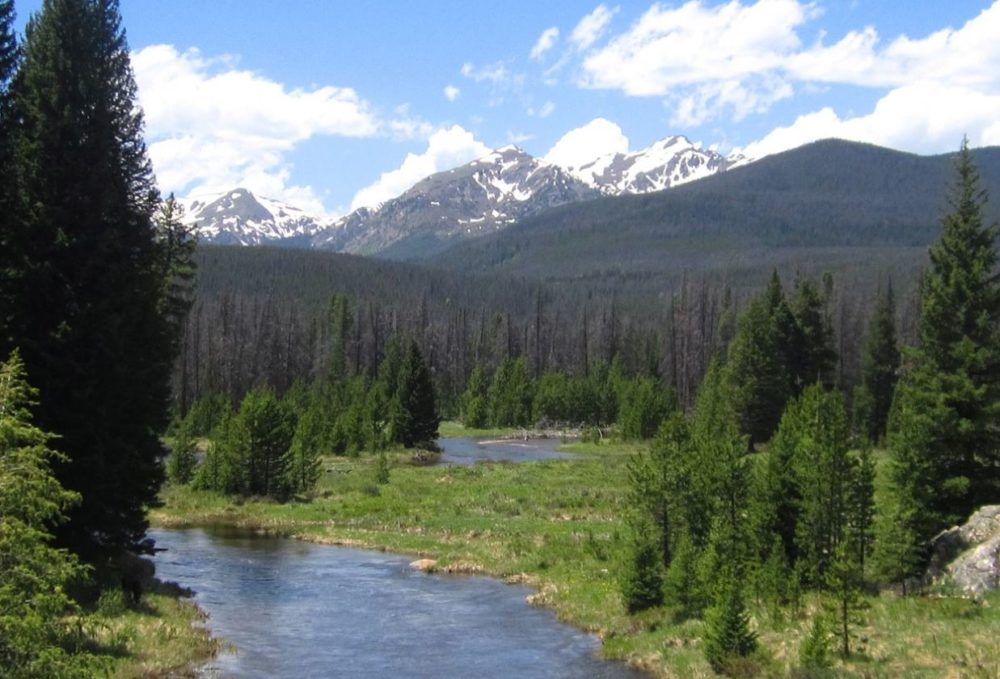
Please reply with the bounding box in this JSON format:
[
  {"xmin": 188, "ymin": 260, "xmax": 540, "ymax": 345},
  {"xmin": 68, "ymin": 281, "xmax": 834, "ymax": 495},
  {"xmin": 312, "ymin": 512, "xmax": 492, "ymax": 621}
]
[
  {"xmin": 184, "ymin": 188, "xmax": 328, "ymax": 246},
  {"xmin": 562, "ymin": 135, "xmax": 747, "ymax": 195}
]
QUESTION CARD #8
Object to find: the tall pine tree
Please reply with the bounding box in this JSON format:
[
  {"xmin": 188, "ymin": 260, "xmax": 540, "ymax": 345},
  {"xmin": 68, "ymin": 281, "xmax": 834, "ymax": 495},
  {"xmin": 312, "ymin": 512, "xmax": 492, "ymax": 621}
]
[
  {"xmin": 857, "ymin": 281, "xmax": 900, "ymax": 442},
  {"xmin": 886, "ymin": 139, "xmax": 1000, "ymax": 543},
  {"xmin": 394, "ymin": 340, "xmax": 440, "ymax": 447},
  {"xmin": 7, "ymin": 0, "xmax": 175, "ymax": 556}
]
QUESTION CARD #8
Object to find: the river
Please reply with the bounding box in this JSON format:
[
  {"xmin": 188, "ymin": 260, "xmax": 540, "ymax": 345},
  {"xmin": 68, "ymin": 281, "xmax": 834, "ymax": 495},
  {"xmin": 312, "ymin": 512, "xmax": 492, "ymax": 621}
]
[
  {"xmin": 151, "ymin": 526, "xmax": 641, "ymax": 678},
  {"xmin": 437, "ymin": 436, "xmax": 576, "ymax": 465}
]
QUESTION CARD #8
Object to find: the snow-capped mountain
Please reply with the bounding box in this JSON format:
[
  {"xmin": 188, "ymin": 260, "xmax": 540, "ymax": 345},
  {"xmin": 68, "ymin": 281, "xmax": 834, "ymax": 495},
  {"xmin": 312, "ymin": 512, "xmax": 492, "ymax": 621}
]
[
  {"xmin": 312, "ymin": 145, "xmax": 597, "ymax": 256},
  {"xmin": 183, "ymin": 136, "xmax": 752, "ymax": 256},
  {"xmin": 183, "ymin": 188, "xmax": 326, "ymax": 246},
  {"xmin": 563, "ymin": 135, "xmax": 747, "ymax": 195}
]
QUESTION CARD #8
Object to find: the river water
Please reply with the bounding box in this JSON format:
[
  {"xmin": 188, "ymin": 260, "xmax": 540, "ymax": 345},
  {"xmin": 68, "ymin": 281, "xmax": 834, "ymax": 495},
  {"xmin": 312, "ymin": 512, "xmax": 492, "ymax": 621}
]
[
  {"xmin": 437, "ymin": 436, "xmax": 576, "ymax": 465},
  {"xmin": 151, "ymin": 526, "xmax": 640, "ymax": 679}
]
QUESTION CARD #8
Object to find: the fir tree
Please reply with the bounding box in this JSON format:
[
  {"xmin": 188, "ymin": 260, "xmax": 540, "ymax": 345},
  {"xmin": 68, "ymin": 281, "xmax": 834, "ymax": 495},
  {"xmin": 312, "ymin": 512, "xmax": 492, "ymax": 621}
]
[
  {"xmin": 328, "ymin": 294, "xmax": 352, "ymax": 382},
  {"xmin": 618, "ymin": 377, "xmax": 673, "ymax": 440},
  {"xmin": 859, "ymin": 282, "xmax": 900, "ymax": 442},
  {"xmin": 620, "ymin": 511, "xmax": 665, "ymax": 613},
  {"xmin": 166, "ymin": 418, "xmax": 197, "ymax": 485},
  {"xmin": 790, "ymin": 277, "xmax": 837, "ymax": 389},
  {"xmin": 703, "ymin": 576, "xmax": 758, "ymax": 674},
  {"xmin": 394, "ymin": 340, "xmax": 440, "ymax": 447},
  {"xmin": 283, "ymin": 398, "xmax": 324, "ymax": 495},
  {"xmin": 0, "ymin": 0, "xmax": 19, "ymax": 339},
  {"xmin": 7, "ymin": 0, "xmax": 175, "ymax": 556},
  {"xmin": 488, "ymin": 356, "xmax": 533, "ymax": 427},
  {"xmin": 461, "ymin": 365, "xmax": 489, "ymax": 428},
  {"xmin": 887, "ymin": 139, "xmax": 1000, "ymax": 539},
  {"xmin": 237, "ymin": 387, "xmax": 295, "ymax": 497},
  {"xmin": 726, "ymin": 277, "xmax": 791, "ymax": 446},
  {"xmin": 0, "ymin": 351, "xmax": 99, "ymax": 676}
]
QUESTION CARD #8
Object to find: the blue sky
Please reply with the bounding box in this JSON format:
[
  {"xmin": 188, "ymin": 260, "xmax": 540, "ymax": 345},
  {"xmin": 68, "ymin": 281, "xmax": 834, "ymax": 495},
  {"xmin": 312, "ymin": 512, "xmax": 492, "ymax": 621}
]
[{"xmin": 12, "ymin": 0, "xmax": 1000, "ymax": 217}]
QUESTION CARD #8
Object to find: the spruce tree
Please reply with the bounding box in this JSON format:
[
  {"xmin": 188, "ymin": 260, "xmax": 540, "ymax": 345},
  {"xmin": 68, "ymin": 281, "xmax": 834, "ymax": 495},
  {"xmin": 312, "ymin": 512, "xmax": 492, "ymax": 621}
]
[
  {"xmin": 726, "ymin": 278, "xmax": 791, "ymax": 446},
  {"xmin": 0, "ymin": 0, "xmax": 20, "ymax": 347},
  {"xmin": 790, "ymin": 277, "xmax": 836, "ymax": 388},
  {"xmin": 461, "ymin": 365, "xmax": 489, "ymax": 428},
  {"xmin": 859, "ymin": 282, "xmax": 900, "ymax": 442},
  {"xmin": 620, "ymin": 511, "xmax": 665, "ymax": 613},
  {"xmin": 165, "ymin": 418, "xmax": 197, "ymax": 485},
  {"xmin": 0, "ymin": 352, "xmax": 99, "ymax": 676},
  {"xmin": 703, "ymin": 576, "xmax": 758, "ymax": 674},
  {"xmin": 887, "ymin": 140, "xmax": 1000, "ymax": 537},
  {"xmin": 395, "ymin": 340, "xmax": 440, "ymax": 447},
  {"xmin": 8, "ymin": 0, "xmax": 176, "ymax": 556}
]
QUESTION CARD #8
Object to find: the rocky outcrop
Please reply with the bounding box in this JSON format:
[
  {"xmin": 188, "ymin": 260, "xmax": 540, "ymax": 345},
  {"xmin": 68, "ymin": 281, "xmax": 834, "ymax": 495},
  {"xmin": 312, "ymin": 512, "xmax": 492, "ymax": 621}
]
[{"xmin": 928, "ymin": 505, "xmax": 1000, "ymax": 598}]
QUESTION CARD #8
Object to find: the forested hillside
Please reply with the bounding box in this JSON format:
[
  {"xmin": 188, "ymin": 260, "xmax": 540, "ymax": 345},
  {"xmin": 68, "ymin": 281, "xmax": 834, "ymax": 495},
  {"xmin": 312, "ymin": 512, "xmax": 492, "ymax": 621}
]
[{"xmin": 429, "ymin": 140, "xmax": 1000, "ymax": 280}]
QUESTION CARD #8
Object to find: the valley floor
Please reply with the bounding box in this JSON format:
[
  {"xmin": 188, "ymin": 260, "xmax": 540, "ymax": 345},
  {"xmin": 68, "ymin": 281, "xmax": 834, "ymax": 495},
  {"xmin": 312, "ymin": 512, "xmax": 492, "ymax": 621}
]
[{"xmin": 148, "ymin": 439, "xmax": 1000, "ymax": 678}]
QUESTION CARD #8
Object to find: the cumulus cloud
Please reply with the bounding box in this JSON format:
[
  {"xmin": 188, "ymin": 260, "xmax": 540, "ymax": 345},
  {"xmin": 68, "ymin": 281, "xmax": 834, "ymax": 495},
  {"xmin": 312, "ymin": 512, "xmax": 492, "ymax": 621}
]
[
  {"xmin": 742, "ymin": 83, "xmax": 1000, "ymax": 158},
  {"xmin": 134, "ymin": 44, "xmax": 391, "ymax": 216},
  {"xmin": 571, "ymin": 5, "xmax": 620, "ymax": 51},
  {"xmin": 443, "ymin": 85, "xmax": 461, "ymax": 102},
  {"xmin": 582, "ymin": 0, "xmax": 809, "ymax": 93},
  {"xmin": 544, "ymin": 117, "xmax": 629, "ymax": 168},
  {"xmin": 576, "ymin": 0, "xmax": 1000, "ymax": 154},
  {"xmin": 350, "ymin": 125, "xmax": 491, "ymax": 210},
  {"xmin": 531, "ymin": 27, "xmax": 560, "ymax": 60}
]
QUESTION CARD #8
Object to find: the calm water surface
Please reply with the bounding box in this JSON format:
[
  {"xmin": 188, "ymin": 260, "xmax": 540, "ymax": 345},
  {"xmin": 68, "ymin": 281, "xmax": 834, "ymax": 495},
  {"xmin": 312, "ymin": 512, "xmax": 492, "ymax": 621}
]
[
  {"xmin": 437, "ymin": 436, "xmax": 576, "ymax": 465},
  {"xmin": 151, "ymin": 527, "xmax": 640, "ymax": 679}
]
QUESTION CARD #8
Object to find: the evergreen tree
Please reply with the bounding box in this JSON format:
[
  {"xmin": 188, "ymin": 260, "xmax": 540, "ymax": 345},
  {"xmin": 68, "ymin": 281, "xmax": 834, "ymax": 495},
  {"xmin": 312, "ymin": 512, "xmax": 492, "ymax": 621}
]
[
  {"xmin": 0, "ymin": 352, "xmax": 99, "ymax": 676},
  {"xmin": 0, "ymin": 0, "xmax": 19, "ymax": 339},
  {"xmin": 887, "ymin": 140, "xmax": 1000, "ymax": 538},
  {"xmin": 165, "ymin": 418, "xmax": 197, "ymax": 485},
  {"xmin": 790, "ymin": 277, "xmax": 836, "ymax": 389},
  {"xmin": 825, "ymin": 541, "xmax": 863, "ymax": 658},
  {"xmin": 620, "ymin": 377, "xmax": 674, "ymax": 440},
  {"xmin": 461, "ymin": 365, "xmax": 489, "ymax": 428},
  {"xmin": 283, "ymin": 398, "xmax": 324, "ymax": 495},
  {"xmin": 328, "ymin": 294, "xmax": 352, "ymax": 382},
  {"xmin": 620, "ymin": 511, "xmax": 665, "ymax": 613},
  {"xmin": 488, "ymin": 356, "xmax": 533, "ymax": 427},
  {"xmin": 237, "ymin": 387, "xmax": 295, "ymax": 497},
  {"xmin": 726, "ymin": 278, "xmax": 791, "ymax": 446},
  {"xmin": 6, "ymin": 0, "xmax": 175, "ymax": 556},
  {"xmin": 703, "ymin": 577, "xmax": 758, "ymax": 674},
  {"xmin": 394, "ymin": 340, "xmax": 440, "ymax": 447},
  {"xmin": 859, "ymin": 282, "xmax": 900, "ymax": 442},
  {"xmin": 663, "ymin": 530, "xmax": 707, "ymax": 619},
  {"xmin": 153, "ymin": 194, "xmax": 197, "ymax": 357}
]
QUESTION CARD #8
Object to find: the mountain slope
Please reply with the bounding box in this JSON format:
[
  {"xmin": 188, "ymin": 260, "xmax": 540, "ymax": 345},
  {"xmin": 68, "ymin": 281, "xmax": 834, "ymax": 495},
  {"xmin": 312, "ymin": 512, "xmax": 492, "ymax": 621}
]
[
  {"xmin": 184, "ymin": 189, "xmax": 325, "ymax": 246},
  {"xmin": 312, "ymin": 146, "xmax": 597, "ymax": 258},
  {"xmin": 428, "ymin": 139, "xmax": 1000, "ymax": 280}
]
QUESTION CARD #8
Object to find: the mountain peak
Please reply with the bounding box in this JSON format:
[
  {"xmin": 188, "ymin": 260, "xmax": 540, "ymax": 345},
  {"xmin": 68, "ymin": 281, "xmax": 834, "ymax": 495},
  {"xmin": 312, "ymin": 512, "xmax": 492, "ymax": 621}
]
[{"xmin": 184, "ymin": 188, "xmax": 326, "ymax": 246}]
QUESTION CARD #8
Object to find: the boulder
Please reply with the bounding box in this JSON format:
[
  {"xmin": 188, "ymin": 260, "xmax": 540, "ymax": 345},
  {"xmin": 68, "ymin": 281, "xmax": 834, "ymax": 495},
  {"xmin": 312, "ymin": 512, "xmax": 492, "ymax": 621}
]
[
  {"xmin": 928, "ymin": 505, "xmax": 1000, "ymax": 598},
  {"xmin": 409, "ymin": 558, "xmax": 437, "ymax": 572}
]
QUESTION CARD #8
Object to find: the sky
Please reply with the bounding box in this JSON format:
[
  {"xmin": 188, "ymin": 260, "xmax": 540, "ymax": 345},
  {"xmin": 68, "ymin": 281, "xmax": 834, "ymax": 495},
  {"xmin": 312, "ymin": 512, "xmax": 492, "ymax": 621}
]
[{"xmin": 11, "ymin": 0, "xmax": 1000, "ymax": 218}]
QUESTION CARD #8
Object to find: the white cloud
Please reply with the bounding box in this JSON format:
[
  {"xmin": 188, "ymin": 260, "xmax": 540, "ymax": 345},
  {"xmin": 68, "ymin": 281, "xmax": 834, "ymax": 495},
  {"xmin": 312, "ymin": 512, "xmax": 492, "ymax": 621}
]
[
  {"xmin": 576, "ymin": 0, "xmax": 1000, "ymax": 153},
  {"xmin": 544, "ymin": 117, "xmax": 629, "ymax": 168},
  {"xmin": 531, "ymin": 27, "xmax": 560, "ymax": 60},
  {"xmin": 443, "ymin": 85, "xmax": 461, "ymax": 102},
  {"xmin": 460, "ymin": 61, "xmax": 511, "ymax": 83},
  {"xmin": 134, "ymin": 44, "xmax": 389, "ymax": 216},
  {"xmin": 350, "ymin": 125, "xmax": 491, "ymax": 210},
  {"xmin": 742, "ymin": 83, "xmax": 1000, "ymax": 158},
  {"xmin": 740, "ymin": 2, "xmax": 1000, "ymax": 157},
  {"xmin": 571, "ymin": 5, "xmax": 620, "ymax": 51},
  {"xmin": 581, "ymin": 0, "xmax": 808, "ymax": 107}
]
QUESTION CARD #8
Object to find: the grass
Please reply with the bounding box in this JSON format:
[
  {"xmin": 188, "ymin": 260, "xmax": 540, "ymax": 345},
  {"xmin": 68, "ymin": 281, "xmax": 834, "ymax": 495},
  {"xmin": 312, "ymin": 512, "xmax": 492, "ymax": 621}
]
[
  {"xmin": 84, "ymin": 587, "xmax": 219, "ymax": 678},
  {"xmin": 151, "ymin": 439, "xmax": 1000, "ymax": 678}
]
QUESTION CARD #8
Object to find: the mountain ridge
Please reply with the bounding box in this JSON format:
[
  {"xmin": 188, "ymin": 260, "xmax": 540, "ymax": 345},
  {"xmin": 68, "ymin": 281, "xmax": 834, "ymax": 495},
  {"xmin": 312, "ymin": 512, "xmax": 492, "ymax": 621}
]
[{"xmin": 182, "ymin": 134, "xmax": 745, "ymax": 255}]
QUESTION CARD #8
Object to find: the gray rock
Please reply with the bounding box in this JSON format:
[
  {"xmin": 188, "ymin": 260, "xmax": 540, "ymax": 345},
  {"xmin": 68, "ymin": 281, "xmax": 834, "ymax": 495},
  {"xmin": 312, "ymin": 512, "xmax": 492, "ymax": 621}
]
[{"xmin": 927, "ymin": 505, "xmax": 1000, "ymax": 598}]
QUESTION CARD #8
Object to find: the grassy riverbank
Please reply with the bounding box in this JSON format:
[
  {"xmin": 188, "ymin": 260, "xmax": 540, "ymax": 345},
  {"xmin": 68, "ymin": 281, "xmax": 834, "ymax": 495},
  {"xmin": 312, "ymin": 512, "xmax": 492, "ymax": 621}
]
[
  {"xmin": 151, "ymin": 440, "xmax": 1000, "ymax": 678},
  {"xmin": 91, "ymin": 589, "xmax": 218, "ymax": 678}
]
